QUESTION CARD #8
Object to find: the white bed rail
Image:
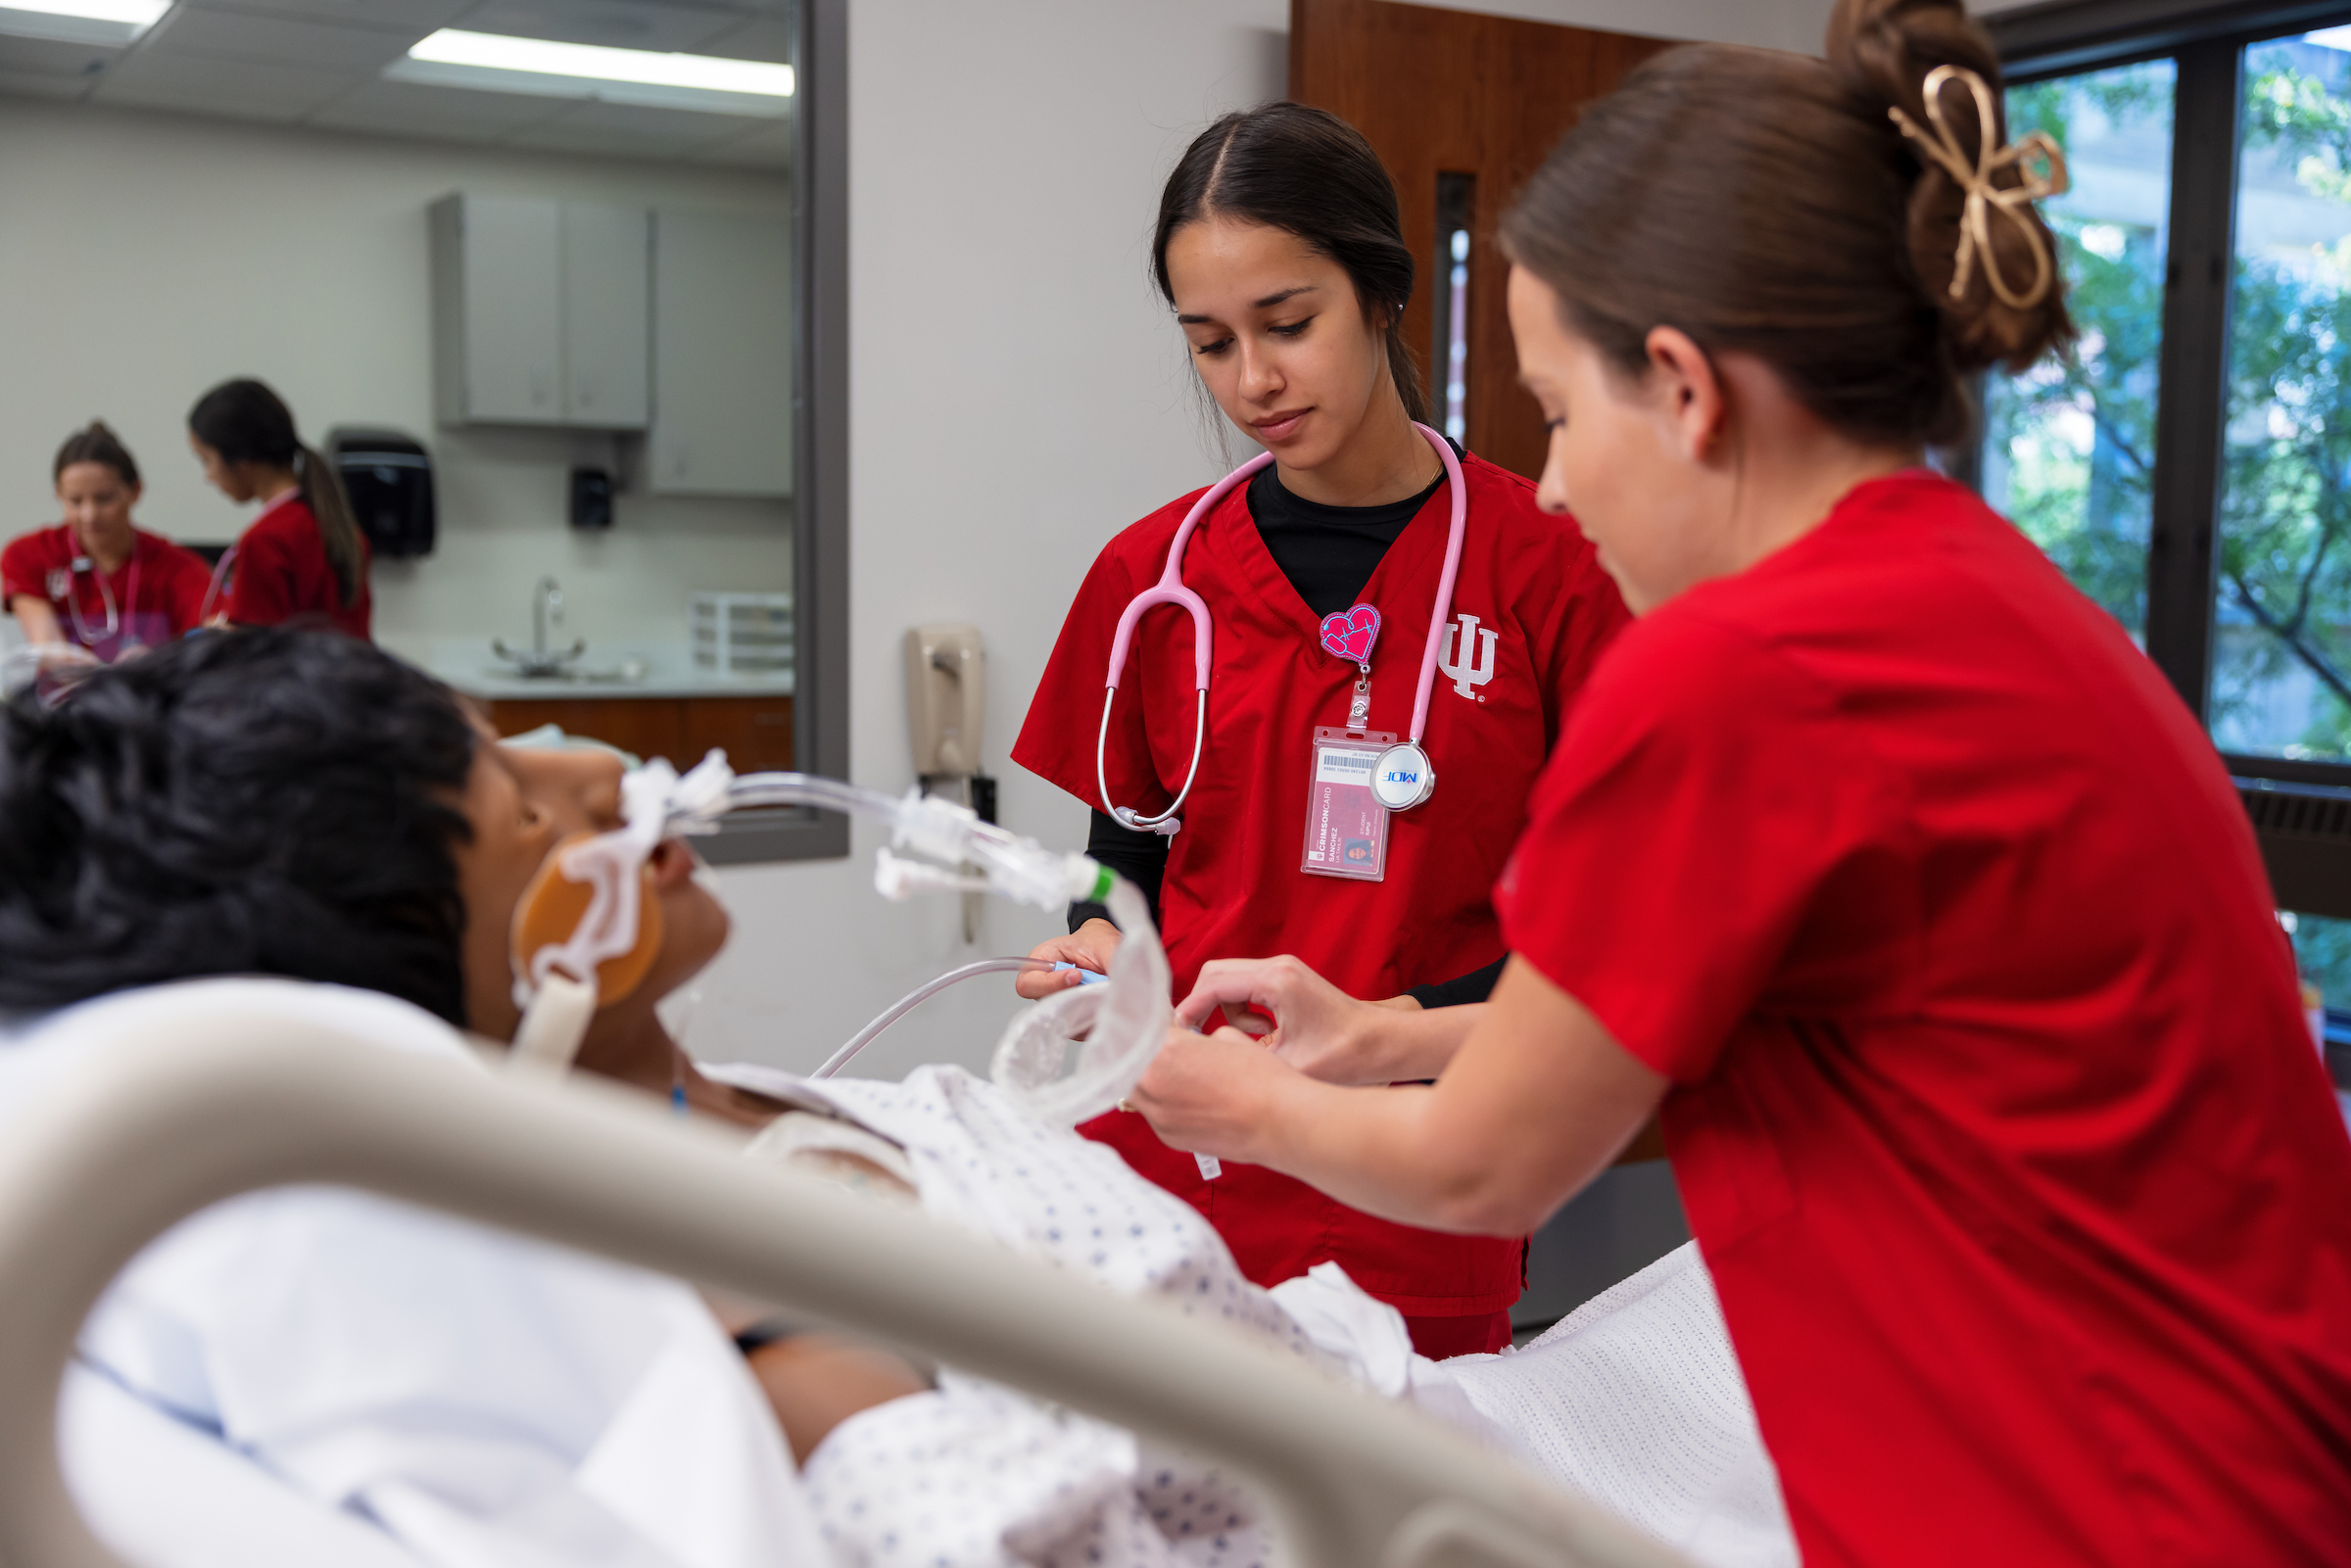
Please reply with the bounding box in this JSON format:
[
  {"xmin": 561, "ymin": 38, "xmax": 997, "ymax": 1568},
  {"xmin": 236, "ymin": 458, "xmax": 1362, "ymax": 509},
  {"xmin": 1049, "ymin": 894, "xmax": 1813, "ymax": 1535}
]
[{"xmin": 0, "ymin": 989, "xmax": 1691, "ymax": 1568}]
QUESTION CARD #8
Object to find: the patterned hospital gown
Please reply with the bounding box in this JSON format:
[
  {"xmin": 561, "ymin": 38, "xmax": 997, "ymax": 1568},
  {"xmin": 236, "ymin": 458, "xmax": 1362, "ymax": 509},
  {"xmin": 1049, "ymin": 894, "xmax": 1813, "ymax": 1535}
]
[{"xmin": 723, "ymin": 1064, "xmax": 1793, "ymax": 1568}]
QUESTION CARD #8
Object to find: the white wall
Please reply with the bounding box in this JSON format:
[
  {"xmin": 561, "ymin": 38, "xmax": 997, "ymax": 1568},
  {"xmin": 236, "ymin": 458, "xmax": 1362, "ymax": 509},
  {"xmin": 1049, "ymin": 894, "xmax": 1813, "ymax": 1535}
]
[
  {"xmin": 688, "ymin": 0, "xmax": 1857, "ymax": 1078},
  {"xmin": 0, "ymin": 99, "xmax": 792, "ymax": 664}
]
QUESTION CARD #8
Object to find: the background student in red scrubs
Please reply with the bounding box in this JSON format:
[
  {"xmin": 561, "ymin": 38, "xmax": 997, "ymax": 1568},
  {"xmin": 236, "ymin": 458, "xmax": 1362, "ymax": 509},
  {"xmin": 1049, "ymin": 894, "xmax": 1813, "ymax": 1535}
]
[
  {"xmin": 1132, "ymin": 3, "xmax": 2351, "ymax": 1562},
  {"xmin": 2, "ymin": 420, "xmax": 214, "ymax": 660},
  {"xmin": 186, "ymin": 378, "xmax": 372, "ymax": 641},
  {"xmin": 1012, "ymin": 104, "xmax": 1628, "ymax": 1356}
]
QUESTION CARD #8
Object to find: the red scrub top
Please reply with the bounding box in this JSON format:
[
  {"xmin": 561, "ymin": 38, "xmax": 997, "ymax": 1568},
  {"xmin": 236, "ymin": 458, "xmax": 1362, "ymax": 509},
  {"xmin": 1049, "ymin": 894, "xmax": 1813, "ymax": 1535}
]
[
  {"xmin": 1016, "ymin": 451, "xmax": 1629, "ymax": 1321},
  {"xmin": 226, "ymin": 492, "xmax": 371, "ymax": 641},
  {"xmin": 0, "ymin": 523, "xmax": 214, "ymax": 660},
  {"xmin": 1497, "ymin": 470, "xmax": 2351, "ymax": 1566}
]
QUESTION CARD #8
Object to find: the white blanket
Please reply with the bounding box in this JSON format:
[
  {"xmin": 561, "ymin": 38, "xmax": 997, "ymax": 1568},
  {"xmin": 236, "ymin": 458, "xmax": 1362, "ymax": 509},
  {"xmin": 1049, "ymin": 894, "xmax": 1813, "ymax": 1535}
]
[
  {"xmin": 721, "ymin": 1062, "xmax": 1795, "ymax": 1568},
  {"xmin": 14, "ymin": 981, "xmax": 826, "ymax": 1568}
]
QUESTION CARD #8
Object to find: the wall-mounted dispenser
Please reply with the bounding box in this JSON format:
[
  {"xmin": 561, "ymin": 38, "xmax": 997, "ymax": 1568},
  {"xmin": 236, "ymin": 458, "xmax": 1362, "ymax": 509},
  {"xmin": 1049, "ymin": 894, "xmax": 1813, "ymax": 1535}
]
[{"xmin": 326, "ymin": 427, "xmax": 435, "ymax": 559}]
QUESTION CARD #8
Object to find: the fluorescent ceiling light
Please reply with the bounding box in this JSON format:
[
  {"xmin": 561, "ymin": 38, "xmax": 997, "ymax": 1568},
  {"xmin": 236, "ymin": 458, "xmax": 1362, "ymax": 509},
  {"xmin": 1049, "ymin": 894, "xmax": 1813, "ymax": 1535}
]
[
  {"xmin": 2309, "ymin": 24, "xmax": 2351, "ymax": 51},
  {"xmin": 386, "ymin": 27, "xmax": 792, "ymax": 118},
  {"xmin": 0, "ymin": 0, "xmax": 169, "ymax": 47}
]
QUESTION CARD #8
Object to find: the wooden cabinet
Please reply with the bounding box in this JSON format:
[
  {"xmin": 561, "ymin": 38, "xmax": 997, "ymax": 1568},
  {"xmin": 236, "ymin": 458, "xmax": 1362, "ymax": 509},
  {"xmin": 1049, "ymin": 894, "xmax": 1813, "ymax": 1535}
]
[
  {"xmin": 431, "ymin": 194, "xmax": 651, "ymax": 431},
  {"xmin": 649, "ymin": 210, "xmax": 792, "ymax": 496},
  {"xmin": 484, "ymin": 693, "xmax": 792, "ymax": 773}
]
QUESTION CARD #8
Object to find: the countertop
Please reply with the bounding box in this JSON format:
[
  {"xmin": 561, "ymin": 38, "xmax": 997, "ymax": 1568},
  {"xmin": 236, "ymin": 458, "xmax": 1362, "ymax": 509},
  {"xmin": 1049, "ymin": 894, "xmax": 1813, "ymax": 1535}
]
[{"xmin": 393, "ymin": 638, "xmax": 794, "ymax": 701}]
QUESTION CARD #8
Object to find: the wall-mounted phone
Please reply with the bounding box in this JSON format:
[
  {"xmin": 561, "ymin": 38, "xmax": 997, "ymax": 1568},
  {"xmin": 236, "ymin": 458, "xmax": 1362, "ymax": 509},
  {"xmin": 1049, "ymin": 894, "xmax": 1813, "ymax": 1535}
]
[{"xmin": 905, "ymin": 624, "xmax": 991, "ymax": 939}]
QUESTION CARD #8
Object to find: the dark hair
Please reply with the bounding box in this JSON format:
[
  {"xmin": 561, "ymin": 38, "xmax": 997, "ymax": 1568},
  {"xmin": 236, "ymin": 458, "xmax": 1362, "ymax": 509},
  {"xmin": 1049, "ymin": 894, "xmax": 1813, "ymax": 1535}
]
[
  {"xmin": 0, "ymin": 629, "xmax": 478, "ymax": 1023},
  {"xmin": 1153, "ymin": 102, "xmax": 1430, "ymax": 426},
  {"xmin": 187, "ymin": 379, "xmax": 366, "ymax": 606},
  {"xmin": 52, "ymin": 420, "xmax": 140, "ymax": 490},
  {"xmin": 1499, "ymin": 0, "xmax": 2073, "ymax": 449}
]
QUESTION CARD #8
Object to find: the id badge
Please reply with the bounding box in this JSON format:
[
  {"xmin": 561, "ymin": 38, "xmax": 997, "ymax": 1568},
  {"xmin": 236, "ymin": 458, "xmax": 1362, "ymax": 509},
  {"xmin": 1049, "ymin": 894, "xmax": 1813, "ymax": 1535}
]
[{"xmin": 1301, "ymin": 726, "xmax": 1393, "ymax": 881}]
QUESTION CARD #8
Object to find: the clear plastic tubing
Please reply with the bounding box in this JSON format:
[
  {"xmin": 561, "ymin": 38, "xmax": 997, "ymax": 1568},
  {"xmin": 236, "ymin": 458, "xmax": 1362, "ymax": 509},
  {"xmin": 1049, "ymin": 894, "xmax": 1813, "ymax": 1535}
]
[{"xmin": 811, "ymin": 958, "xmax": 1056, "ymax": 1080}]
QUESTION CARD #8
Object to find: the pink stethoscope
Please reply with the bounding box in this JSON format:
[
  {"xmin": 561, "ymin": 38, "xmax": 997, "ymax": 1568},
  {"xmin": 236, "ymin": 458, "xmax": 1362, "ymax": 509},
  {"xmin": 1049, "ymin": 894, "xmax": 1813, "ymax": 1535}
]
[{"xmin": 1097, "ymin": 421, "xmax": 1467, "ymax": 834}]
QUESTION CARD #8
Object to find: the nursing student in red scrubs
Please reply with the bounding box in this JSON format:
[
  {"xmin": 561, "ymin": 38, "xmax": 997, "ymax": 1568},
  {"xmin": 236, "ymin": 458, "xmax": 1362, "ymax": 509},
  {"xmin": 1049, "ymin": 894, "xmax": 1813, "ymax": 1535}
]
[
  {"xmin": 1133, "ymin": 4, "xmax": 2351, "ymax": 1563},
  {"xmin": 1012, "ymin": 104, "xmax": 1628, "ymax": 1357},
  {"xmin": 186, "ymin": 378, "xmax": 372, "ymax": 640},
  {"xmin": 2, "ymin": 421, "xmax": 214, "ymax": 660}
]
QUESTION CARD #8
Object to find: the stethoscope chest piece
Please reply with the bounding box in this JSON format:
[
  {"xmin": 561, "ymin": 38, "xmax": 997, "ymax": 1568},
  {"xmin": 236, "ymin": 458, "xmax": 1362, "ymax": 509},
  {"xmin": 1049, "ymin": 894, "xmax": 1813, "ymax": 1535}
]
[{"xmin": 1370, "ymin": 740, "xmax": 1435, "ymax": 811}]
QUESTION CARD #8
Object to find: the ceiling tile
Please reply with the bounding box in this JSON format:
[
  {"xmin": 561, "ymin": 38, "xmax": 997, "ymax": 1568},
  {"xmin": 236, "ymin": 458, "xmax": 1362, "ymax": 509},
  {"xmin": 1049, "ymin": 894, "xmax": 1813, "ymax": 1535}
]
[
  {"xmin": 691, "ymin": 13, "xmax": 787, "ymax": 63},
  {"xmin": 308, "ymin": 72, "xmax": 560, "ymax": 135},
  {"xmin": 0, "ymin": 65, "xmax": 93, "ymax": 97},
  {"xmin": 141, "ymin": 6, "xmax": 421, "ymax": 71},
  {"xmin": 452, "ymin": 0, "xmax": 740, "ymax": 53},
  {"xmin": 93, "ymin": 49, "xmax": 360, "ymax": 119},
  {"xmin": 177, "ymin": 0, "xmax": 475, "ymax": 25},
  {"xmin": 693, "ymin": 117, "xmax": 789, "ymax": 167},
  {"xmin": 0, "ymin": 32, "xmax": 120, "ymax": 77},
  {"xmin": 503, "ymin": 96, "xmax": 753, "ymax": 157}
]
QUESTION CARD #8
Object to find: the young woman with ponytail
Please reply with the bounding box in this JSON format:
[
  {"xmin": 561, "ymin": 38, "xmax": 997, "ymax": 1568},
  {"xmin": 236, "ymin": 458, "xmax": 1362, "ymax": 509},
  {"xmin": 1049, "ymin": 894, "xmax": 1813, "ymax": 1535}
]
[
  {"xmin": 187, "ymin": 377, "xmax": 372, "ymax": 641},
  {"xmin": 1011, "ymin": 103, "xmax": 1630, "ymax": 1357},
  {"xmin": 1132, "ymin": 3, "xmax": 2351, "ymax": 1559}
]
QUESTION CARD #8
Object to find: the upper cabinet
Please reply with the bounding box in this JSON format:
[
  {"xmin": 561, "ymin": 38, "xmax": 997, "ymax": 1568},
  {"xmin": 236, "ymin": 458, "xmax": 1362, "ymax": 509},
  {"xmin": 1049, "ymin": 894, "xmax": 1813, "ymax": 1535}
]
[
  {"xmin": 650, "ymin": 211, "xmax": 792, "ymax": 498},
  {"xmin": 431, "ymin": 194, "xmax": 650, "ymax": 431}
]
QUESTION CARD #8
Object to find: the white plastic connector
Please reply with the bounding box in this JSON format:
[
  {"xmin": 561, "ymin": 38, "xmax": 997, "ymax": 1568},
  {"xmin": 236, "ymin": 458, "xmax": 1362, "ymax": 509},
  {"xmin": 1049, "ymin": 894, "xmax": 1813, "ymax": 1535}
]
[
  {"xmin": 873, "ymin": 847, "xmax": 988, "ymax": 902},
  {"xmin": 890, "ymin": 787, "xmax": 983, "ymax": 865}
]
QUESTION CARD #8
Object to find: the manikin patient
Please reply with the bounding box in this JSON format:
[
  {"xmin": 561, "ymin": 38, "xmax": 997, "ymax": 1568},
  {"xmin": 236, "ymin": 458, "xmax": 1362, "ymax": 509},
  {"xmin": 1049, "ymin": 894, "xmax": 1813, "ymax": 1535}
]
[{"xmin": 0, "ymin": 631, "xmax": 1790, "ymax": 1568}]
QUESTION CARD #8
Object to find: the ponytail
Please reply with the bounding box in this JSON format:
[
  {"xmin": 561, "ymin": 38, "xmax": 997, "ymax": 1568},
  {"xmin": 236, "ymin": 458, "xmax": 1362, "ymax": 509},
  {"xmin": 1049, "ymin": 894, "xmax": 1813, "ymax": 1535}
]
[
  {"xmin": 189, "ymin": 379, "xmax": 365, "ymax": 607},
  {"xmin": 295, "ymin": 446, "xmax": 364, "ymax": 607}
]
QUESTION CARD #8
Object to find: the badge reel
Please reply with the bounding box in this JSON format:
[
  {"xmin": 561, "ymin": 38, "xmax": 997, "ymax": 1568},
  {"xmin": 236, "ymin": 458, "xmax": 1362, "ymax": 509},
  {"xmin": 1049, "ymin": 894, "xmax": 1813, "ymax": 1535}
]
[{"xmin": 1301, "ymin": 603, "xmax": 1432, "ymax": 881}]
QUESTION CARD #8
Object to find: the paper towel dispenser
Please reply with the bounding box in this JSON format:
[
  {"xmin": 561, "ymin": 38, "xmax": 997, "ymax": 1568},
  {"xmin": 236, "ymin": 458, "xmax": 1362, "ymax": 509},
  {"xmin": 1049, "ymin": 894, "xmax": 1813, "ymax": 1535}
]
[{"xmin": 327, "ymin": 427, "xmax": 436, "ymax": 560}]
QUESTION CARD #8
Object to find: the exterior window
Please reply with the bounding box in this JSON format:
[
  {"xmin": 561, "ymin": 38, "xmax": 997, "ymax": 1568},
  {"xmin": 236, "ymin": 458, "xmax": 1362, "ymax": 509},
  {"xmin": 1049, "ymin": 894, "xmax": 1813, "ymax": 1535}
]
[{"xmin": 1983, "ymin": 62, "xmax": 2178, "ymax": 641}]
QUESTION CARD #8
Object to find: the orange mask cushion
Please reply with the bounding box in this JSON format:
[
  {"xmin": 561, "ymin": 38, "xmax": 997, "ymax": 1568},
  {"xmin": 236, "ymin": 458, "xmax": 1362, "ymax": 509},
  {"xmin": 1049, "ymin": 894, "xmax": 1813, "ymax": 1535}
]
[{"xmin": 510, "ymin": 832, "xmax": 667, "ymax": 1007}]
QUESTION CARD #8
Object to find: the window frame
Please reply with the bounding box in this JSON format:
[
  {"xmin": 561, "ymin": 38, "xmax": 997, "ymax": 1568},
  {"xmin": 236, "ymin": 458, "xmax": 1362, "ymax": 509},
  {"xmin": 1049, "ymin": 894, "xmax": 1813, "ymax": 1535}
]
[
  {"xmin": 700, "ymin": 0, "xmax": 849, "ymax": 867},
  {"xmin": 1990, "ymin": 0, "xmax": 2351, "ymax": 915}
]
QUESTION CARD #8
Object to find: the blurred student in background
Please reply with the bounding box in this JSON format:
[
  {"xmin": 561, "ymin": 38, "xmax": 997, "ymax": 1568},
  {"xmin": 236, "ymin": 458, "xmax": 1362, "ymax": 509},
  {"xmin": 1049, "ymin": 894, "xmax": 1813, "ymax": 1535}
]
[
  {"xmin": 3, "ymin": 421, "xmax": 215, "ymax": 662},
  {"xmin": 187, "ymin": 378, "xmax": 371, "ymax": 641}
]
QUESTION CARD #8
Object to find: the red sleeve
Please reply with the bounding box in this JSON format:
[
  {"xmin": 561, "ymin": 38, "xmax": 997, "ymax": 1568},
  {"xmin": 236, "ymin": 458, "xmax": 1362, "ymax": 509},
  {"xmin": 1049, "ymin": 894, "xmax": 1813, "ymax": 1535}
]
[
  {"xmin": 150, "ymin": 542, "xmax": 215, "ymax": 636},
  {"xmin": 1011, "ymin": 510, "xmax": 1185, "ymax": 818},
  {"xmin": 1538, "ymin": 538, "xmax": 1631, "ymax": 745},
  {"xmin": 1495, "ymin": 611, "xmax": 1891, "ymax": 1083},
  {"xmin": 1, "ymin": 531, "xmax": 57, "ymax": 604},
  {"xmin": 225, "ymin": 521, "xmax": 300, "ymax": 626}
]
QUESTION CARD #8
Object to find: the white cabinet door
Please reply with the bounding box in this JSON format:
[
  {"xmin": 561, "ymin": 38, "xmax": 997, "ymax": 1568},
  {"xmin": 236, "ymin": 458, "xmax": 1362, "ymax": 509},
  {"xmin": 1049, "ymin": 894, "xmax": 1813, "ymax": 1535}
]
[
  {"xmin": 433, "ymin": 194, "xmax": 563, "ymax": 426},
  {"xmin": 560, "ymin": 204, "xmax": 650, "ymax": 430},
  {"xmin": 650, "ymin": 210, "xmax": 792, "ymax": 497}
]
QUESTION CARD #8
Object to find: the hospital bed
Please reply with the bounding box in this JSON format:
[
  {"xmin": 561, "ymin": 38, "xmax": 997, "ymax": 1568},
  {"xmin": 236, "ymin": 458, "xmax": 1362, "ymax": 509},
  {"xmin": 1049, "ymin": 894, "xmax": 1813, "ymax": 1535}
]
[{"xmin": 0, "ymin": 988, "xmax": 1693, "ymax": 1568}]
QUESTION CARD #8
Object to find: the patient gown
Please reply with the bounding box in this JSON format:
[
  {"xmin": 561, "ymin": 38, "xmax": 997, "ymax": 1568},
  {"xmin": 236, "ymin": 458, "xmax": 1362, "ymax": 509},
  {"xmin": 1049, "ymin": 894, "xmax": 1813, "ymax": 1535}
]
[
  {"xmin": 5, "ymin": 980, "xmax": 827, "ymax": 1568},
  {"xmin": 720, "ymin": 1062, "xmax": 1796, "ymax": 1568}
]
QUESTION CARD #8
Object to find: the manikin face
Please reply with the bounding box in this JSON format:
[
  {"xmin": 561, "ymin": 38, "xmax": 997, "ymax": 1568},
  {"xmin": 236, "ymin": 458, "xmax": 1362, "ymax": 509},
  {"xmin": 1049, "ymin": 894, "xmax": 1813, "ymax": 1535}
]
[
  {"xmin": 55, "ymin": 462, "xmax": 139, "ymax": 561},
  {"xmin": 1164, "ymin": 216, "xmax": 1392, "ymax": 470},
  {"xmin": 448, "ymin": 720, "xmax": 730, "ymax": 1042},
  {"xmin": 1507, "ymin": 264, "xmax": 1722, "ymax": 615}
]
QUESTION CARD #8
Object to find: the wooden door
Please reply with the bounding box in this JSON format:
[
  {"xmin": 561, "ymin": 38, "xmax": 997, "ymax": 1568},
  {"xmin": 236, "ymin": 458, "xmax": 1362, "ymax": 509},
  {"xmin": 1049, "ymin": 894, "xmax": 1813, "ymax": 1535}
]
[{"xmin": 1290, "ymin": 0, "xmax": 1674, "ymax": 479}]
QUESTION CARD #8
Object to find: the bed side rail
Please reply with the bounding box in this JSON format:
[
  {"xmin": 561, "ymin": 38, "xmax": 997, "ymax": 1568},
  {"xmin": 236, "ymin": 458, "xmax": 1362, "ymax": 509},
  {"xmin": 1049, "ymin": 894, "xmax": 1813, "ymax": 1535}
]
[{"xmin": 0, "ymin": 982, "xmax": 1690, "ymax": 1568}]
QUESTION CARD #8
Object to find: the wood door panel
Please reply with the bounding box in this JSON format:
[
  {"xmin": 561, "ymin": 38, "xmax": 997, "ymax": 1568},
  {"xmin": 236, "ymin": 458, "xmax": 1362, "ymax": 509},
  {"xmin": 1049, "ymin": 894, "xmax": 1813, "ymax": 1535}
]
[
  {"xmin": 682, "ymin": 695, "xmax": 795, "ymax": 773},
  {"xmin": 483, "ymin": 696, "xmax": 689, "ymax": 765},
  {"xmin": 1291, "ymin": 0, "xmax": 1675, "ymax": 479}
]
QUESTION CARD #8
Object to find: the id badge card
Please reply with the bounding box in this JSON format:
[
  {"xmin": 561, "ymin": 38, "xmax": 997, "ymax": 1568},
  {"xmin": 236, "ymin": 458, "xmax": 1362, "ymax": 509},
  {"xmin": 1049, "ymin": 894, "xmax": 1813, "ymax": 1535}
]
[{"xmin": 1301, "ymin": 726, "xmax": 1394, "ymax": 881}]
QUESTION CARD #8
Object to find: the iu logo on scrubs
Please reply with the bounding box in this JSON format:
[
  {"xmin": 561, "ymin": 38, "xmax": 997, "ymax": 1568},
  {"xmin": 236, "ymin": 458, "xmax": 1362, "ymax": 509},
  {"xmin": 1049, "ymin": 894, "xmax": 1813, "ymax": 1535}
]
[{"xmin": 1438, "ymin": 613, "xmax": 1499, "ymax": 701}]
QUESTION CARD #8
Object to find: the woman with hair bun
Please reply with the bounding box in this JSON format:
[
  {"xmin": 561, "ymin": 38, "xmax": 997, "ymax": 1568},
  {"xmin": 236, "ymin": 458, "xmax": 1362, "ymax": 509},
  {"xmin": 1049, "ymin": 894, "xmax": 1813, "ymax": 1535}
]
[
  {"xmin": 187, "ymin": 377, "xmax": 372, "ymax": 641},
  {"xmin": 1136, "ymin": 1, "xmax": 2351, "ymax": 1559},
  {"xmin": 1011, "ymin": 103, "xmax": 1630, "ymax": 1357},
  {"xmin": 2, "ymin": 421, "xmax": 215, "ymax": 660}
]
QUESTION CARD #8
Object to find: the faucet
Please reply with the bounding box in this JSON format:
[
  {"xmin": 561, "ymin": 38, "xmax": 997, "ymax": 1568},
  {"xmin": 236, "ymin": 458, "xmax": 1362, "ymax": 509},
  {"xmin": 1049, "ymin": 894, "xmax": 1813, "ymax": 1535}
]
[{"xmin": 492, "ymin": 576, "xmax": 587, "ymax": 678}]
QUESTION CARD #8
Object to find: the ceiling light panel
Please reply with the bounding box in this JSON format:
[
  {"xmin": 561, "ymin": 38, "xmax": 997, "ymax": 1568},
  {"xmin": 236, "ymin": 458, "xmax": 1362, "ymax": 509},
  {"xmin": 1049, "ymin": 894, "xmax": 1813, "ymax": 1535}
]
[
  {"xmin": 0, "ymin": 0, "xmax": 168, "ymax": 47},
  {"xmin": 385, "ymin": 26, "xmax": 791, "ymax": 117}
]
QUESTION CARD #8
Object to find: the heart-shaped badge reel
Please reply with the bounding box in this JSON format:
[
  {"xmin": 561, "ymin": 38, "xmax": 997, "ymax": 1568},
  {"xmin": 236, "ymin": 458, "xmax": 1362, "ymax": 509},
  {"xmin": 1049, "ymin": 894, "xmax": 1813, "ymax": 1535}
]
[{"xmin": 1319, "ymin": 602, "xmax": 1381, "ymax": 667}]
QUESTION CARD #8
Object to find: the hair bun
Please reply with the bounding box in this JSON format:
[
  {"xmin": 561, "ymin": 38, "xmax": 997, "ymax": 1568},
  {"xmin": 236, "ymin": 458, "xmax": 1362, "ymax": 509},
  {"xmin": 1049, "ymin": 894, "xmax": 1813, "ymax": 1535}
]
[{"xmin": 1828, "ymin": 0, "xmax": 2074, "ymax": 373}]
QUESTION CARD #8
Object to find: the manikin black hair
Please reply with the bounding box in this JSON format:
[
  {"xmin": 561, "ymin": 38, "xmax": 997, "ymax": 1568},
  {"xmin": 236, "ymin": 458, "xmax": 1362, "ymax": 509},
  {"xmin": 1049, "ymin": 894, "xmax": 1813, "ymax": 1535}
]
[{"xmin": 0, "ymin": 629, "xmax": 478, "ymax": 1022}]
